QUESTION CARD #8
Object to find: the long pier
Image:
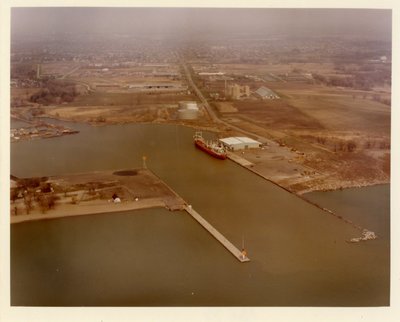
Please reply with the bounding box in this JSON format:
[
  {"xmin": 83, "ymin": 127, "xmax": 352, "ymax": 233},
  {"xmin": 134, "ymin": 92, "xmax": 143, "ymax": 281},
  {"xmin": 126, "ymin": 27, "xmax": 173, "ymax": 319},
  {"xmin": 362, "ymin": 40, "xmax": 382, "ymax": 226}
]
[
  {"xmin": 227, "ymin": 151, "xmax": 254, "ymax": 167},
  {"xmin": 184, "ymin": 205, "xmax": 250, "ymax": 263}
]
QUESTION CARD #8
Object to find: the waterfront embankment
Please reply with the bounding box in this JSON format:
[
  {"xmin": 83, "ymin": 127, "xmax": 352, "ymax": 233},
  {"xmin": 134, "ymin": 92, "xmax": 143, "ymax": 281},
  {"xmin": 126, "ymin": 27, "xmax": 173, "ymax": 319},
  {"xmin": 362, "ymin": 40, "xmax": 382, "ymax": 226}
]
[
  {"xmin": 10, "ymin": 197, "xmax": 167, "ymax": 224},
  {"xmin": 10, "ymin": 168, "xmax": 186, "ymax": 224},
  {"xmin": 226, "ymin": 151, "xmax": 378, "ymax": 243}
]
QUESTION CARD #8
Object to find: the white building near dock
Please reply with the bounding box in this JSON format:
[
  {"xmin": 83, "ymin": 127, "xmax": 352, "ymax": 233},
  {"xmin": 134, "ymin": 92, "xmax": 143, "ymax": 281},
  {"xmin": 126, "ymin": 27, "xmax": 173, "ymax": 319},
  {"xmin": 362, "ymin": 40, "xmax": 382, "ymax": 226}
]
[{"xmin": 219, "ymin": 136, "xmax": 262, "ymax": 151}]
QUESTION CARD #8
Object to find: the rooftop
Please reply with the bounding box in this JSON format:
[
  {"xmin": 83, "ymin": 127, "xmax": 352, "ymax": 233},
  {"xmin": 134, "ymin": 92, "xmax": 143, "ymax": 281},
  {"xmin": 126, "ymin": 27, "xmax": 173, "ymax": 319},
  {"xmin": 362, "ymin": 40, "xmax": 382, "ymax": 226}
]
[
  {"xmin": 220, "ymin": 137, "xmax": 261, "ymax": 145},
  {"xmin": 255, "ymin": 86, "xmax": 279, "ymax": 98},
  {"xmin": 219, "ymin": 137, "xmax": 243, "ymax": 145},
  {"xmin": 235, "ymin": 137, "xmax": 261, "ymax": 144}
]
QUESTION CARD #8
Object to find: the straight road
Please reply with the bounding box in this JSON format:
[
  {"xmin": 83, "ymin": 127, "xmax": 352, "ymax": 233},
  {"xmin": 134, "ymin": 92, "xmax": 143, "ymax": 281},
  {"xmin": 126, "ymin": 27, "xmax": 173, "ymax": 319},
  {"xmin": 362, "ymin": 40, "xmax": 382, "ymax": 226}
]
[
  {"xmin": 180, "ymin": 61, "xmax": 220, "ymax": 123},
  {"xmin": 181, "ymin": 58, "xmax": 279, "ymax": 145},
  {"xmin": 60, "ymin": 65, "xmax": 81, "ymax": 79}
]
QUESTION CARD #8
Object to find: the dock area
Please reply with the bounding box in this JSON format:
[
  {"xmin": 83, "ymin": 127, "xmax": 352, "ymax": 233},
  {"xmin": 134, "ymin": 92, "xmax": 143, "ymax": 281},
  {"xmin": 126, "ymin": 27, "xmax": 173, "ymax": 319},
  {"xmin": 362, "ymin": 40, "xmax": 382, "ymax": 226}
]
[
  {"xmin": 184, "ymin": 205, "xmax": 250, "ymax": 263},
  {"xmin": 227, "ymin": 151, "xmax": 254, "ymax": 167}
]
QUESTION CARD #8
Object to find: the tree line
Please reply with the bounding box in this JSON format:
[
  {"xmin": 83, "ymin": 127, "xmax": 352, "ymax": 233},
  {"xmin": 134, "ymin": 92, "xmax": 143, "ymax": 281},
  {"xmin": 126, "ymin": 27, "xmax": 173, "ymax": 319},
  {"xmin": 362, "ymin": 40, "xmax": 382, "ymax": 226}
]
[
  {"xmin": 10, "ymin": 177, "xmax": 60, "ymax": 215},
  {"xmin": 30, "ymin": 80, "xmax": 80, "ymax": 105}
]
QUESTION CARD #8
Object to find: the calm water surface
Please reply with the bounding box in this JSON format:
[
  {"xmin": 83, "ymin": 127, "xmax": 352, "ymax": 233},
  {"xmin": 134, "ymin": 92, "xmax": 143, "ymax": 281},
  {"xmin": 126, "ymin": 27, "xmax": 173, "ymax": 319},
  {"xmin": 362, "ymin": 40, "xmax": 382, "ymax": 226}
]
[{"xmin": 10, "ymin": 122, "xmax": 390, "ymax": 306}]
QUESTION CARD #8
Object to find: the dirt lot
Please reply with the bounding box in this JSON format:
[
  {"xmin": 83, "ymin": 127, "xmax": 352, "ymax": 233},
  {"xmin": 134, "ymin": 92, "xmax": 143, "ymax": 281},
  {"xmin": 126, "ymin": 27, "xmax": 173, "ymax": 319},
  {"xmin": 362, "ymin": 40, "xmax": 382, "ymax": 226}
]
[
  {"xmin": 221, "ymin": 81, "xmax": 390, "ymax": 193},
  {"xmin": 40, "ymin": 63, "xmax": 80, "ymax": 76},
  {"xmin": 44, "ymin": 103, "xmax": 211, "ymax": 125},
  {"xmin": 65, "ymin": 91, "xmax": 194, "ymax": 106},
  {"xmin": 215, "ymin": 102, "xmax": 238, "ymax": 113},
  {"xmin": 68, "ymin": 64, "xmax": 182, "ymax": 90}
]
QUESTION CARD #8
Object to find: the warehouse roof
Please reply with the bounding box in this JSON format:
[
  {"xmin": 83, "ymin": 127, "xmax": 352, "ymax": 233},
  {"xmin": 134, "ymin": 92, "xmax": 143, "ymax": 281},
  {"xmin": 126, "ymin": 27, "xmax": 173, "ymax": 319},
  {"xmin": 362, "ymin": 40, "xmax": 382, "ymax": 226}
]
[
  {"xmin": 219, "ymin": 137, "xmax": 261, "ymax": 145},
  {"xmin": 219, "ymin": 137, "xmax": 244, "ymax": 145},
  {"xmin": 255, "ymin": 86, "xmax": 279, "ymax": 98},
  {"xmin": 235, "ymin": 137, "xmax": 261, "ymax": 144}
]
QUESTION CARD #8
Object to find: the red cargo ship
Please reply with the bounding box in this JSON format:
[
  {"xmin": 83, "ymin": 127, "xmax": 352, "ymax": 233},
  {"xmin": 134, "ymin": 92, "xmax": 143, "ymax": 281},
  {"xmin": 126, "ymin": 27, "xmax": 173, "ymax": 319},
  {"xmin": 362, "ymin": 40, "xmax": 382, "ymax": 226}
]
[{"xmin": 193, "ymin": 132, "xmax": 227, "ymax": 160}]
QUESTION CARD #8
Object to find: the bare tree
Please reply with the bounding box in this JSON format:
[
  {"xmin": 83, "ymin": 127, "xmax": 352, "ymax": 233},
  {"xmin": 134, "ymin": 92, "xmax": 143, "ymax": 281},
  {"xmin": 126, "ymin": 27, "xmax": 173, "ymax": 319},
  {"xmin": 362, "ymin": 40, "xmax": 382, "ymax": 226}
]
[
  {"xmin": 47, "ymin": 194, "xmax": 59, "ymax": 209},
  {"xmin": 36, "ymin": 194, "xmax": 48, "ymax": 213},
  {"xmin": 23, "ymin": 195, "xmax": 34, "ymax": 214},
  {"xmin": 347, "ymin": 141, "xmax": 357, "ymax": 152},
  {"xmin": 317, "ymin": 137, "xmax": 326, "ymax": 145},
  {"xmin": 11, "ymin": 189, "xmax": 19, "ymax": 203}
]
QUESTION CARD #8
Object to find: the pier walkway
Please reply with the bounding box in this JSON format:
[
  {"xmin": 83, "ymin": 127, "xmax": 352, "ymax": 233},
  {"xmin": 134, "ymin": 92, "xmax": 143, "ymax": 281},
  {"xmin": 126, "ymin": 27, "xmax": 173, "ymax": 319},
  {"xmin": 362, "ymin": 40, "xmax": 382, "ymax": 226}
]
[
  {"xmin": 227, "ymin": 152, "xmax": 254, "ymax": 167},
  {"xmin": 184, "ymin": 205, "xmax": 250, "ymax": 263}
]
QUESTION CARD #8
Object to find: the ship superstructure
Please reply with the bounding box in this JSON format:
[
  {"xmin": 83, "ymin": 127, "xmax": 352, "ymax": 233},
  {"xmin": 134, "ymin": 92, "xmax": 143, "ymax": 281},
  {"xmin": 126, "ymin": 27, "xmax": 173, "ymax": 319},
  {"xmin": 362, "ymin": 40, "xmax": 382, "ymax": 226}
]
[{"xmin": 193, "ymin": 132, "xmax": 227, "ymax": 160}]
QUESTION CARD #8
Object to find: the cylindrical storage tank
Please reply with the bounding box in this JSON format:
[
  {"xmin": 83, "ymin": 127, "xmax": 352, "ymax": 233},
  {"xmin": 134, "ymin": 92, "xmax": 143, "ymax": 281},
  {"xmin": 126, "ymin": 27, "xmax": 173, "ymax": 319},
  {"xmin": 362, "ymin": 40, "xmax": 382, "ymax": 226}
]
[
  {"xmin": 186, "ymin": 102, "xmax": 198, "ymax": 110},
  {"xmin": 179, "ymin": 101, "xmax": 198, "ymax": 109},
  {"xmin": 178, "ymin": 109, "xmax": 198, "ymax": 120}
]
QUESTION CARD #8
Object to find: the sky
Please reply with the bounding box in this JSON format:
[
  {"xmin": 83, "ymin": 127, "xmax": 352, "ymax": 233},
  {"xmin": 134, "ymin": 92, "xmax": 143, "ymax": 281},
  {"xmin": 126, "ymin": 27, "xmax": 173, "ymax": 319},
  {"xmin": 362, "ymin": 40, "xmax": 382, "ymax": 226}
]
[{"xmin": 11, "ymin": 7, "xmax": 392, "ymax": 39}]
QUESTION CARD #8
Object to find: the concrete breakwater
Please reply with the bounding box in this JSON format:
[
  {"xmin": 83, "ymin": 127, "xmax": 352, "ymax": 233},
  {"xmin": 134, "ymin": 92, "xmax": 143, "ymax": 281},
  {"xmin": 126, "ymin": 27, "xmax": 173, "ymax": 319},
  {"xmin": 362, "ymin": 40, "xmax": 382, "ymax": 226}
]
[
  {"xmin": 185, "ymin": 205, "xmax": 250, "ymax": 262},
  {"xmin": 11, "ymin": 168, "xmax": 249, "ymax": 262},
  {"xmin": 226, "ymin": 152, "xmax": 378, "ymax": 243}
]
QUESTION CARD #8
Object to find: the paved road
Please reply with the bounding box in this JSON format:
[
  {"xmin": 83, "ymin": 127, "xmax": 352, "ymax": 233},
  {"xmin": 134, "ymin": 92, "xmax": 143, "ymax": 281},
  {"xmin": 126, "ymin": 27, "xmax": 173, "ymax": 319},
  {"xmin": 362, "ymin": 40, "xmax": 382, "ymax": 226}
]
[
  {"xmin": 60, "ymin": 65, "xmax": 81, "ymax": 79},
  {"xmin": 57, "ymin": 65, "xmax": 93, "ymax": 92},
  {"xmin": 180, "ymin": 59, "xmax": 281, "ymax": 145},
  {"xmin": 180, "ymin": 61, "xmax": 220, "ymax": 123}
]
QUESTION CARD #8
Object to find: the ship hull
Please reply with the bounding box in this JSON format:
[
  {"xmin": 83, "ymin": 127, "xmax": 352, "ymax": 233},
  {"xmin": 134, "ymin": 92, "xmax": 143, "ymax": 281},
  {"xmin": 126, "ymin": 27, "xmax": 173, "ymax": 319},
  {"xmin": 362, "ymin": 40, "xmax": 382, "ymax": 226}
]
[{"xmin": 194, "ymin": 139, "xmax": 227, "ymax": 160}]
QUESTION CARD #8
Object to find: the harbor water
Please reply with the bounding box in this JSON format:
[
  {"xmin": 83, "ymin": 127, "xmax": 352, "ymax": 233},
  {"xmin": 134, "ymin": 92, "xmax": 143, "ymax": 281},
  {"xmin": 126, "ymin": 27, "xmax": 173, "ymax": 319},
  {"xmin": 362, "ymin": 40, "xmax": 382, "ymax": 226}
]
[{"xmin": 10, "ymin": 122, "xmax": 390, "ymax": 306}]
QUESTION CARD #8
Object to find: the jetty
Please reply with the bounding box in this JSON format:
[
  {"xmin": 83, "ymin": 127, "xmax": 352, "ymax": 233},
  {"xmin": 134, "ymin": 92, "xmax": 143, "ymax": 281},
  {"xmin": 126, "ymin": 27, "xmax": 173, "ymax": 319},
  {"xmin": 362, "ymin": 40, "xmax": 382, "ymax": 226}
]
[
  {"xmin": 226, "ymin": 151, "xmax": 254, "ymax": 167},
  {"xmin": 184, "ymin": 205, "xmax": 250, "ymax": 263},
  {"xmin": 11, "ymin": 168, "xmax": 251, "ymax": 261}
]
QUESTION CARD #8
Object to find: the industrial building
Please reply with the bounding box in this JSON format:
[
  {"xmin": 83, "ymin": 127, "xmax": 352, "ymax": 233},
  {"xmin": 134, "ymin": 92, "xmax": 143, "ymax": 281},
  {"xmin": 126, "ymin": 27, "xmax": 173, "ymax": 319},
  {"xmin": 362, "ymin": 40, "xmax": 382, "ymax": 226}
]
[
  {"xmin": 225, "ymin": 83, "xmax": 250, "ymax": 100},
  {"xmin": 219, "ymin": 136, "xmax": 262, "ymax": 151},
  {"xmin": 178, "ymin": 101, "xmax": 199, "ymax": 120},
  {"xmin": 255, "ymin": 86, "xmax": 279, "ymax": 99}
]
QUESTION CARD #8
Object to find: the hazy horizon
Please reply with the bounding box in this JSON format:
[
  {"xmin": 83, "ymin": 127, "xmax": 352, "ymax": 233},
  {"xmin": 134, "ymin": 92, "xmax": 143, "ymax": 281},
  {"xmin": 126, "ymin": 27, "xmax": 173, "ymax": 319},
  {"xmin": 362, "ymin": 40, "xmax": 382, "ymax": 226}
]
[{"xmin": 11, "ymin": 8, "xmax": 392, "ymax": 40}]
